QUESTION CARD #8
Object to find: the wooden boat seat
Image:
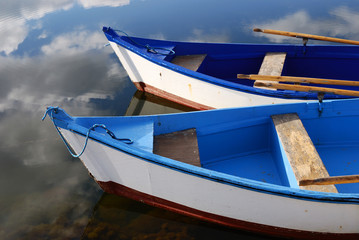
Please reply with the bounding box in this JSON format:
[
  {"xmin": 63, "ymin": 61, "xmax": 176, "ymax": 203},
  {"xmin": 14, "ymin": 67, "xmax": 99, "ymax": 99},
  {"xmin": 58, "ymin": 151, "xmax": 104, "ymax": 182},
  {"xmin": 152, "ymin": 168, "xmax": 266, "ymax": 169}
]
[
  {"xmin": 272, "ymin": 113, "xmax": 338, "ymax": 193},
  {"xmin": 153, "ymin": 128, "xmax": 201, "ymax": 167},
  {"xmin": 255, "ymin": 52, "xmax": 287, "ymax": 89},
  {"xmin": 171, "ymin": 54, "xmax": 207, "ymax": 71}
]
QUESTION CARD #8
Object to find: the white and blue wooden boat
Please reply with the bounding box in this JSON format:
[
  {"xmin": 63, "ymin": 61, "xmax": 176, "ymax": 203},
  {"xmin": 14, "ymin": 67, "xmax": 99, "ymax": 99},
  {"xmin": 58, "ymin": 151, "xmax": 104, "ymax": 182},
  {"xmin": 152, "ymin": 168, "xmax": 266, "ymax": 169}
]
[
  {"xmin": 103, "ymin": 27, "xmax": 359, "ymax": 110},
  {"xmin": 43, "ymin": 99, "xmax": 359, "ymax": 239}
]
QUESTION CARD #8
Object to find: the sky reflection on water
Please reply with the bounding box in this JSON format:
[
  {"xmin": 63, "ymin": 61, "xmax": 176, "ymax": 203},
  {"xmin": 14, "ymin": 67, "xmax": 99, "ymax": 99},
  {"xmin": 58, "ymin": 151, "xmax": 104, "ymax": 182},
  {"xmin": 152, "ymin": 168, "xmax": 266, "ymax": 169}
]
[{"xmin": 1, "ymin": 0, "xmax": 359, "ymax": 239}]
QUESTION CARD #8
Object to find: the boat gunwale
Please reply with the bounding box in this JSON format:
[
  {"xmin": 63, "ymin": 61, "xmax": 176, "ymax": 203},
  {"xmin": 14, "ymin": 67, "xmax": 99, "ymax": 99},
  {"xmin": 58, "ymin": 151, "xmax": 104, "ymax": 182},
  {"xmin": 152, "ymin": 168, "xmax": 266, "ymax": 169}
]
[
  {"xmin": 103, "ymin": 27, "xmax": 354, "ymax": 101},
  {"xmin": 51, "ymin": 106, "xmax": 359, "ymax": 204}
]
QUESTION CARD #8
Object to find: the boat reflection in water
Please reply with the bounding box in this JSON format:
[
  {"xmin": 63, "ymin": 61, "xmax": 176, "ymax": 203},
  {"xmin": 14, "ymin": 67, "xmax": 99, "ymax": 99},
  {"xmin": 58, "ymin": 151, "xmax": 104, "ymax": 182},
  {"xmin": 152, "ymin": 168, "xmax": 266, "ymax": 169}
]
[
  {"xmin": 125, "ymin": 91, "xmax": 197, "ymax": 116},
  {"xmin": 81, "ymin": 92, "xmax": 266, "ymax": 240},
  {"xmin": 82, "ymin": 193, "xmax": 266, "ymax": 240},
  {"xmin": 44, "ymin": 97, "xmax": 359, "ymax": 239},
  {"xmin": 82, "ymin": 91, "xmax": 267, "ymax": 240}
]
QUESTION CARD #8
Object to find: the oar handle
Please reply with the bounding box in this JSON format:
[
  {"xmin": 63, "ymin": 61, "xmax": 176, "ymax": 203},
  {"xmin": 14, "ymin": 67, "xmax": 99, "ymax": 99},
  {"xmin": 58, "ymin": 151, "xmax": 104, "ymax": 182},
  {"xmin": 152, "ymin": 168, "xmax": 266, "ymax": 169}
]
[
  {"xmin": 238, "ymin": 74, "xmax": 359, "ymax": 87},
  {"xmin": 300, "ymin": 175, "xmax": 359, "ymax": 186},
  {"xmin": 254, "ymin": 82, "xmax": 359, "ymax": 97},
  {"xmin": 254, "ymin": 28, "xmax": 359, "ymax": 45}
]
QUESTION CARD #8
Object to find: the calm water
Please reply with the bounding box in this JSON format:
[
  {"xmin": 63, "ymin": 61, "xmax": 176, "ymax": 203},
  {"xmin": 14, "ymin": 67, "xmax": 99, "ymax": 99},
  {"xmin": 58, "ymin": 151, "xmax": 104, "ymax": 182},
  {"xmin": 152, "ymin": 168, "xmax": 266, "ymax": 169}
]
[{"xmin": 1, "ymin": 0, "xmax": 359, "ymax": 239}]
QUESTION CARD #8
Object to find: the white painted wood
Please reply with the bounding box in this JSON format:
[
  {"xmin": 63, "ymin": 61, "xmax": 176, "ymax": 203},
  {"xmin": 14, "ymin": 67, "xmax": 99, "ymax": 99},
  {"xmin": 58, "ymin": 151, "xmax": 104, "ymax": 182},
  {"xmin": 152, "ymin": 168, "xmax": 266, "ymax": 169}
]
[{"xmin": 60, "ymin": 128, "xmax": 359, "ymax": 234}]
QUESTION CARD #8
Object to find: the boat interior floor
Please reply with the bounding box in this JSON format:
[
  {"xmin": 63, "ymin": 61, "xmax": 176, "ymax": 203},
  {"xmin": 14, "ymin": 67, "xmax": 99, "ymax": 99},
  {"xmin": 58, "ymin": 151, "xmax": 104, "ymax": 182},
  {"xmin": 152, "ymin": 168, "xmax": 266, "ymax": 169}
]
[
  {"xmin": 153, "ymin": 114, "xmax": 359, "ymax": 194},
  {"xmin": 153, "ymin": 128, "xmax": 201, "ymax": 167}
]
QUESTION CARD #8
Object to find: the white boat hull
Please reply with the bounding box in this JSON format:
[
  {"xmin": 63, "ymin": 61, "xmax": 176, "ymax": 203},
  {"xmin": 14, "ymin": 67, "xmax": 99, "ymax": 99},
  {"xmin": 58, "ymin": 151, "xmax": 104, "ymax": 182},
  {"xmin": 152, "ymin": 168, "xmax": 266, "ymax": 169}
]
[
  {"xmin": 61, "ymin": 128, "xmax": 359, "ymax": 239},
  {"xmin": 109, "ymin": 42, "xmax": 306, "ymax": 110}
]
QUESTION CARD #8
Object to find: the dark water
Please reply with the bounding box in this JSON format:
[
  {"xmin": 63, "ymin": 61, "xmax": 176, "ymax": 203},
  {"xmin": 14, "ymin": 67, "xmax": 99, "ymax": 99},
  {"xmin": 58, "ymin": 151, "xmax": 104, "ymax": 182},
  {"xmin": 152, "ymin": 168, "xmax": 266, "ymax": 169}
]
[{"xmin": 1, "ymin": 0, "xmax": 359, "ymax": 239}]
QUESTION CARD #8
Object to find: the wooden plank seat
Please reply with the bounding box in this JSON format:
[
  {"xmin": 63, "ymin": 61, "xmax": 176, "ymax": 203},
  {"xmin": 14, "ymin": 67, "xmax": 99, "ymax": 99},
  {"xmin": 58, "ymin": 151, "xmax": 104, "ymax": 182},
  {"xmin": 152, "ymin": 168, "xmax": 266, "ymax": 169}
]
[
  {"xmin": 153, "ymin": 128, "xmax": 201, "ymax": 167},
  {"xmin": 171, "ymin": 54, "xmax": 207, "ymax": 71},
  {"xmin": 255, "ymin": 52, "xmax": 287, "ymax": 89},
  {"xmin": 272, "ymin": 113, "xmax": 338, "ymax": 193}
]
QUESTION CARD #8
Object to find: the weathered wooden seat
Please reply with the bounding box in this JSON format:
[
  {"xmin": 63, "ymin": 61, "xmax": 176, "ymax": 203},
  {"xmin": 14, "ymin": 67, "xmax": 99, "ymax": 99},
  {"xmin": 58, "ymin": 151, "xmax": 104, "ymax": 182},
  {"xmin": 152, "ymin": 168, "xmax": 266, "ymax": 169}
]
[
  {"xmin": 153, "ymin": 128, "xmax": 201, "ymax": 167},
  {"xmin": 255, "ymin": 52, "xmax": 287, "ymax": 89},
  {"xmin": 272, "ymin": 113, "xmax": 338, "ymax": 193},
  {"xmin": 171, "ymin": 54, "xmax": 207, "ymax": 71}
]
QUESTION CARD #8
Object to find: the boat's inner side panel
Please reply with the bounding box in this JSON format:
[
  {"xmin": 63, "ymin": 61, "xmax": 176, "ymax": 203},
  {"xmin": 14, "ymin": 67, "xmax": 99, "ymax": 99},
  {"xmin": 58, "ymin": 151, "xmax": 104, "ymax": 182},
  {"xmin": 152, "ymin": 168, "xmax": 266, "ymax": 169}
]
[
  {"xmin": 197, "ymin": 54, "xmax": 359, "ymax": 86},
  {"xmin": 197, "ymin": 54, "xmax": 262, "ymax": 86},
  {"xmin": 197, "ymin": 120, "xmax": 290, "ymax": 187},
  {"xmin": 75, "ymin": 117, "xmax": 155, "ymax": 152},
  {"xmin": 194, "ymin": 115, "xmax": 359, "ymax": 193},
  {"xmin": 168, "ymin": 43, "xmax": 359, "ymax": 89},
  {"xmin": 74, "ymin": 105, "xmax": 359, "ymax": 193},
  {"xmin": 303, "ymin": 116, "xmax": 359, "ymax": 193},
  {"xmin": 120, "ymin": 35, "xmax": 359, "ymax": 87}
]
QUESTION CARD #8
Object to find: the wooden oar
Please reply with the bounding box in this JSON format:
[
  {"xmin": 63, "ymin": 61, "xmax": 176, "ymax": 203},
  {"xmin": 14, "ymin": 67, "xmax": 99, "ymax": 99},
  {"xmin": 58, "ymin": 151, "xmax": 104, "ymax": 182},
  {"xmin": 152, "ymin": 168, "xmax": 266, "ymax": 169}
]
[
  {"xmin": 254, "ymin": 82, "xmax": 359, "ymax": 97},
  {"xmin": 300, "ymin": 174, "xmax": 359, "ymax": 186},
  {"xmin": 238, "ymin": 74, "xmax": 359, "ymax": 87},
  {"xmin": 253, "ymin": 28, "xmax": 359, "ymax": 45}
]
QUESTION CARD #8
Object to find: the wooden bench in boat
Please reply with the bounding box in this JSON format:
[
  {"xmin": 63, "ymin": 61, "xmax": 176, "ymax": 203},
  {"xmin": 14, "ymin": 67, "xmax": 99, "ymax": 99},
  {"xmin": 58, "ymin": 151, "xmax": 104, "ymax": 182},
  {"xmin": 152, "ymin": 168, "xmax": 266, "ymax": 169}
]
[
  {"xmin": 171, "ymin": 54, "xmax": 207, "ymax": 71},
  {"xmin": 153, "ymin": 128, "xmax": 201, "ymax": 167},
  {"xmin": 255, "ymin": 52, "xmax": 287, "ymax": 89},
  {"xmin": 272, "ymin": 113, "xmax": 338, "ymax": 193}
]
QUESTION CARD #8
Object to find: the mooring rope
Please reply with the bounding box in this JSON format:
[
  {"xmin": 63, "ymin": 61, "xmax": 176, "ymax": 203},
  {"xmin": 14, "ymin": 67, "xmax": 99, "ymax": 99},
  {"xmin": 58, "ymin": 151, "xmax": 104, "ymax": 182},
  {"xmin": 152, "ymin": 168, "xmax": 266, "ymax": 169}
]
[
  {"xmin": 42, "ymin": 107, "xmax": 133, "ymax": 158},
  {"xmin": 112, "ymin": 29, "xmax": 175, "ymax": 56}
]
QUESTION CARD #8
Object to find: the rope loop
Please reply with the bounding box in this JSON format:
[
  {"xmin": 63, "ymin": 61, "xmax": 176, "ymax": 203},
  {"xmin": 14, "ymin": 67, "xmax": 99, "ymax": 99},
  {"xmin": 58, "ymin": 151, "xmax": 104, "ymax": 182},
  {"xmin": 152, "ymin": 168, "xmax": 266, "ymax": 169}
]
[
  {"xmin": 42, "ymin": 106, "xmax": 59, "ymax": 121},
  {"xmin": 42, "ymin": 107, "xmax": 133, "ymax": 158},
  {"xmin": 113, "ymin": 29, "xmax": 175, "ymax": 56}
]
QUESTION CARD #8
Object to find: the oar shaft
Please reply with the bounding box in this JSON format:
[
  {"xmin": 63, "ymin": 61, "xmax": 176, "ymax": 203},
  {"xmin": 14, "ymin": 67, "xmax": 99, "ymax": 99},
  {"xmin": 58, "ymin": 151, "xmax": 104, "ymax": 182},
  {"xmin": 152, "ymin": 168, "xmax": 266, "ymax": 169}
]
[
  {"xmin": 238, "ymin": 74, "xmax": 359, "ymax": 87},
  {"xmin": 254, "ymin": 82, "xmax": 359, "ymax": 97},
  {"xmin": 300, "ymin": 175, "xmax": 359, "ymax": 186},
  {"xmin": 254, "ymin": 28, "xmax": 359, "ymax": 45}
]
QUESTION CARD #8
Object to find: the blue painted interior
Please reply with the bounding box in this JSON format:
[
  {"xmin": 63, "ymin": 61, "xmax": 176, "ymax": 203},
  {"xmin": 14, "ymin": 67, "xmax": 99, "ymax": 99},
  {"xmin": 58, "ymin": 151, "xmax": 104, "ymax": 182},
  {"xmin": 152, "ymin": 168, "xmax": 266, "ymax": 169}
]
[
  {"xmin": 302, "ymin": 116, "xmax": 359, "ymax": 193},
  {"xmin": 75, "ymin": 117, "xmax": 154, "ymax": 152},
  {"xmin": 198, "ymin": 121, "xmax": 286, "ymax": 186},
  {"xmin": 51, "ymin": 98, "xmax": 359, "ymax": 195},
  {"xmin": 196, "ymin": 118, "xmax": 297, "ymax": 187},
  {"xmin": 195, "ymin": 113, "xmax": 359, "ymax": 193},
  {"xmin": 194, "ymin": 50, "xmax": 359, "ymax": 91},
  {"xmin": 270, "ymin": 122, "xmax": 298, "ymax": 188}
]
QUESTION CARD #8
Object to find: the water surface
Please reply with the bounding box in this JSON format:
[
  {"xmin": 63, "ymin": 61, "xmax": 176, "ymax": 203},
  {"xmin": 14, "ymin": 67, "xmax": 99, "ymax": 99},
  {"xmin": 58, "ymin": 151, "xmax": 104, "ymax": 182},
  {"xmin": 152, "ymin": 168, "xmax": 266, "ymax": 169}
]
[{"xmin": 1, "ymin": 0, "xmax": 359, "ymax": 239}]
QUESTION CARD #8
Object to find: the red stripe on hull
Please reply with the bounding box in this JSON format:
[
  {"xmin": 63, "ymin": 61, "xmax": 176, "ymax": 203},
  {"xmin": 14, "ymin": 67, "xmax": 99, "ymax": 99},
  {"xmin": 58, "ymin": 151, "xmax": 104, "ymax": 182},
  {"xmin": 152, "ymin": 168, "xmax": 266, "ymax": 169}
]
[
  {"xmin": 132, "ymin": 82, "xmax": 214, "ymax": 111},
  {"xmin": 97, "ymin": 180, "xmax": 358, "ymax": 240}
]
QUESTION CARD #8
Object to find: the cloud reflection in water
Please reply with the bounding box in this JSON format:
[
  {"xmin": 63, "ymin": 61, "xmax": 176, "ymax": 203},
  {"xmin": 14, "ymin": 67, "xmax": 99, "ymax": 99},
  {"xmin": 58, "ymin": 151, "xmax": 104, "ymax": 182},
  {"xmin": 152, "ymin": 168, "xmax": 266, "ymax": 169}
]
[
  {"xmin": 0, "ymin": 6, "xmax": 134, "ymax": 239},
  {"xmin": 0, "ymin": 0, "xmax": 130, "ymax": 55},
  {"xmin": 253, "ymin": 7, "xmax": 359, "ymax": 43},
  {"xmin": 2, "ymin": 0, "xmax": 359, "ymax": 239}
]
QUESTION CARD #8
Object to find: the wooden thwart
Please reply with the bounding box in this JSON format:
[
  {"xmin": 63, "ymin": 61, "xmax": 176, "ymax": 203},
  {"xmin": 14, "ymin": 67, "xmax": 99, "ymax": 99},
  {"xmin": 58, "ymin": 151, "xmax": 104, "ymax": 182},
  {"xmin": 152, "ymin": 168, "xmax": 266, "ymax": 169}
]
[
  {"xmin": 258, "ymin": 52, "xmax": 287, "ymax": 76},
  {"xmin": 255, "ymin": 82, "xmax": 359, "ymax": 97},
  {"xmin": 300, "ymin": 174, "xmax": 359, "ymax": 186},
  {"xmin": 171, "ymin": 54, "xmax": 207, "ymax": 71},
  {"xmin": 254, "ymin": 28, "xmax": 359, "ymax": 45},
  {"xmin": 153, "ymin": 128, "xmax": 201, "ymax": 167},
  {"xmin": 272, "ymin": 113, "xmax": 338, "ymax": 193},
  {"xmin": 255, "ymin": 52, "xmax": 286, "ymax": 89},
  {"xmin": 238, "ymin": 74, "xmax": 359, "ymax": 87}
]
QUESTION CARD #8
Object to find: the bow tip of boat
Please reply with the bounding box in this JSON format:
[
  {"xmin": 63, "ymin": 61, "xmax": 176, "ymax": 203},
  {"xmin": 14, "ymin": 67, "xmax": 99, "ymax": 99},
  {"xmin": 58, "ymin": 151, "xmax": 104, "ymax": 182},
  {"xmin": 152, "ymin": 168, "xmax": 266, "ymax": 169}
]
[{"xmin": 102, "ymin": 26, "xmax": 110, "ymax": 32}]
